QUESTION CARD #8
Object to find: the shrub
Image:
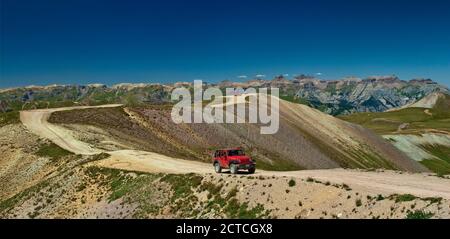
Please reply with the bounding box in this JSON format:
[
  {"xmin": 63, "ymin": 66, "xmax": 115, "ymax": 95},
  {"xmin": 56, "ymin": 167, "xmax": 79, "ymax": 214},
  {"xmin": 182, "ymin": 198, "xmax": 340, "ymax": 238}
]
[
  {"xmin": 394, "ymin": 194, "xmax": 417, "ymax": 203},
  {"xmin": 423, "ymin": 197, "xmax": 443, "ymax": 205},
  {"xmin": 288, "ymin": 179, "xmax": 296, "ymax": 187},
  {"xmin": 226, "ymin": 187, "xmax": 238, "ymax": 200},
  {"xmin": 36, "ymin": 143, "xmax": 73, "ymax": 160},
  {"xmin": 342, "ymin": 184, "xmax": 351, "ymax": 191},
  {"xmin": 355, "ymin": 199, "xmax": 362, "ymax": 207},
  {"xmin": 406, "ymin": 210, "xmax": 434, "ymax": 219}
]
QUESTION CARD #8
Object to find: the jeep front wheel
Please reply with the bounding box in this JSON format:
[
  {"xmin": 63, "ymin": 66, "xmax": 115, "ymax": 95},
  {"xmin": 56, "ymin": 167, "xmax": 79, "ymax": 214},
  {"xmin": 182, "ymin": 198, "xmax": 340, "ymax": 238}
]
[
  {"xmin": 230, "ymin": 164, "xmax": 238, "ymax": 174},
  {"xmin": 248, "ymin": 167, "xmax": 256, "ymax": 174},
  {"xmin": 214, "ymin": 162, "xmax": 222, "ymax": 173}
]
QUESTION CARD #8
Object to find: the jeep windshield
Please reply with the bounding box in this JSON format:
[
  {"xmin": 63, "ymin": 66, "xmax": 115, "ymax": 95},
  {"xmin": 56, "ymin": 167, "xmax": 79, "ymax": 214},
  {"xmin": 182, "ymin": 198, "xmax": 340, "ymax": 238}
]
[{"xmin": 228, "ymin": 150, "xmax": 245, "ymax": 156}]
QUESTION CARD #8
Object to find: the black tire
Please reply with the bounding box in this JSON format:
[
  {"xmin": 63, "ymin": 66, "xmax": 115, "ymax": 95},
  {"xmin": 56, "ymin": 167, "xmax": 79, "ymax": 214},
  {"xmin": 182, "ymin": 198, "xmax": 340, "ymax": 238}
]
[
  {"xmin": 214, "ymin": 162, "xmax": 222, "ymax": 173},
  {"xmin": 230, "ymin": 164, "xmax": 238, "ymax": 174},
  {"xmin": 248, "ymin": 167, "xmax": 256, "ymax": 174}
]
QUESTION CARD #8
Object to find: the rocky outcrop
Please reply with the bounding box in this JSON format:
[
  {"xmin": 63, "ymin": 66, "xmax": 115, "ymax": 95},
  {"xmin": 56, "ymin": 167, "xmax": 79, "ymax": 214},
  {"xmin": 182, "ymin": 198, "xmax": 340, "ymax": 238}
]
[{"xmin": 292, "ymin": 76, "xmax": 449, "ymax": 115}]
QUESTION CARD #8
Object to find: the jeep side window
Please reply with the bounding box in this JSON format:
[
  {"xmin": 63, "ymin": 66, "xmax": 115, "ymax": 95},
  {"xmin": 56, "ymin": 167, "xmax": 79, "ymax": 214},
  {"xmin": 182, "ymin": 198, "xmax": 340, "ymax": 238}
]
[{"xmin": 228, "ymin": 150, "xmax": 244, "ymax": 156}]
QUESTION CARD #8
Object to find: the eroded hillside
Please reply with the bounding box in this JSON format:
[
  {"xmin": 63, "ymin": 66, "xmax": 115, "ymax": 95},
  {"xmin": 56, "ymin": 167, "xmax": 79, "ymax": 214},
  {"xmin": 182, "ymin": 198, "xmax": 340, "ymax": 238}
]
[{"xmin": 48, "ymin": 97, "xmax": 425, "ymax": 172}]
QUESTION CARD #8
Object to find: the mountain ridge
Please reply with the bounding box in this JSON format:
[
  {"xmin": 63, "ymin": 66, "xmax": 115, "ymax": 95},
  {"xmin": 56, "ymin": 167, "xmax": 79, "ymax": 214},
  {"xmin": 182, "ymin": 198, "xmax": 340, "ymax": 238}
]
[{"xmin": 0, "ymin": 76, "xmax": 448, "ymax": 115}]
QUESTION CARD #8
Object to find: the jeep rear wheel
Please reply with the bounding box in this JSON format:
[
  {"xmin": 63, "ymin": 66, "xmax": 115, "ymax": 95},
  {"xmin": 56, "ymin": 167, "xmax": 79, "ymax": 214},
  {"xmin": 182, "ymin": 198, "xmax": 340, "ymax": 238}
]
[
  {"xmin": 230, "ymin": 164, "xmax": 238, "ymax": 174},
  {"xmin": 214, "ymin": 162, "xmax": 222, "ymax": 173}
]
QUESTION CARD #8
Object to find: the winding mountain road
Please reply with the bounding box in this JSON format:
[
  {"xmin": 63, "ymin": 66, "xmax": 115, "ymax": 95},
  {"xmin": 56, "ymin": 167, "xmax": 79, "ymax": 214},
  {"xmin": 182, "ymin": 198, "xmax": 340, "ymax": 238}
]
[
  {"xmin": 20, "ymin": 105, "xmax": 450, "ymax": 199},
  {"xmin": 20, "ymin": 105, "xmax": 122, "ymax": 155}
]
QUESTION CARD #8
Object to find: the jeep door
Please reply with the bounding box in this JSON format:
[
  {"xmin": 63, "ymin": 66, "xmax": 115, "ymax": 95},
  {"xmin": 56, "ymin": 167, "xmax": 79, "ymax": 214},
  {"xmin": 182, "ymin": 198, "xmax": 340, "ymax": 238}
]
[{"xmin": 220, "ymin": 151, "xmax": 227, "ymax": 168}]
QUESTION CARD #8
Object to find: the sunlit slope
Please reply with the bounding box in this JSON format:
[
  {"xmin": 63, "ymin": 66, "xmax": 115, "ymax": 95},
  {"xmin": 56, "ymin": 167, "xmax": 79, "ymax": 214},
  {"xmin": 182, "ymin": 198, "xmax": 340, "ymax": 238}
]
[{"xmin": 49, "ymin": 96, "xmax": 426, "ymax": 172}]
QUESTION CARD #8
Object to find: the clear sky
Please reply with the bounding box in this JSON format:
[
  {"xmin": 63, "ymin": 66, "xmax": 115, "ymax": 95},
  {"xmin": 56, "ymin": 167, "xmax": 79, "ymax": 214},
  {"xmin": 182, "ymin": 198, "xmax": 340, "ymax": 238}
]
[{"xmin": 1, "ymin": 0, "xmax": 449, "ymax": 88}]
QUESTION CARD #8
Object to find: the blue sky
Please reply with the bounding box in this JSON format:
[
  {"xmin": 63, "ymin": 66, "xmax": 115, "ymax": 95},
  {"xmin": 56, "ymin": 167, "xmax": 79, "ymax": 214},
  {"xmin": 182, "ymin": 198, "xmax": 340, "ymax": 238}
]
[{"xmin": 1, "ymin": 0, "xmax": 449, "ymax": 88}]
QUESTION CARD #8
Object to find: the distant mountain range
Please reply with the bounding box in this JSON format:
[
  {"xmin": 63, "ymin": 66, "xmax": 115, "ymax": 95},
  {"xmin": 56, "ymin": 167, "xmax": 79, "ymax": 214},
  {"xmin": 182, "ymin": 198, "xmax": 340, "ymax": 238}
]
[{"xmin": 0, "ymin": 75, "xmax": 448, "ymax": 115}]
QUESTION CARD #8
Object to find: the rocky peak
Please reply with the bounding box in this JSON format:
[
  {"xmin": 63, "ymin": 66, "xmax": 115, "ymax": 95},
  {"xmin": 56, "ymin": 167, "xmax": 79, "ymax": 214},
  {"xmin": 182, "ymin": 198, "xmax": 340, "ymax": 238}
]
[
  {"xmin": 270, "ymin": 75, "xmax": 291, "ymax": 86},
  {"xmin": 409, "ymin": 78, "xmax": 437, "ymax": 85},
  {"xmin": 294, "ymin": 74, "xmax": 315, "ymax": 80},
  {"xmin": 363, "ymin": 75, "xmax": 402, "ymax": 83},
  {"xmin": 173, "ymin": 82, "xmax": 193, "ymax": 88},
  {"xmin": 87, "ymin": 84, "xmax": 107, "ymax": 88}
]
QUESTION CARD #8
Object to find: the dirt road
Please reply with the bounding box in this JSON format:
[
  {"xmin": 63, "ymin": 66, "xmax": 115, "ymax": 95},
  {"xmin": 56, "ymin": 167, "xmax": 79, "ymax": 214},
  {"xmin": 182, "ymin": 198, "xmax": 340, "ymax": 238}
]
[
  {"xmin": 99, "ymin": 150, "xmax": 450, "ymax": 199},
  {"xmin": 20, "ymin": 105, "xmax": 122, "ymax": 155},
  {"xmin": 20, "ymin": 105, "xmax": 450, "ymax": 199}
]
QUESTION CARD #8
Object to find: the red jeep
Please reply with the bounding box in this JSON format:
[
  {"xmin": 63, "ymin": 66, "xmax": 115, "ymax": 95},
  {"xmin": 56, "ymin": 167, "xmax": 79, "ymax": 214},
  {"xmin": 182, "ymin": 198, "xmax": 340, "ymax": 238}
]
[{"xmin": 213, "ymin": 148, "xmax": 256, "ymax": 174}]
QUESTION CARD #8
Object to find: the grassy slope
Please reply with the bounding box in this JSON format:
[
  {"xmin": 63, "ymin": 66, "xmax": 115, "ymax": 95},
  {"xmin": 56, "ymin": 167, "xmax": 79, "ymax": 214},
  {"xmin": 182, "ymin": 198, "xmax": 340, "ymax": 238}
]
[
  {"xmin": 338, "ymin": 94, "xmax": 450, "ymax": 135},
  {"xmin": 0, "ymin": 111, "xmax": 20, "ymax": 127},
  {"xmin": 338, "ymin": 108, "xmax": 449, "ymax": 135},
  {"xmin": 420, "ymin": 145, "xmax": 450, "ymax": 175},
  {"xmin": 338, "ymin": 93, "xmax": 450, "ymax": 174}
]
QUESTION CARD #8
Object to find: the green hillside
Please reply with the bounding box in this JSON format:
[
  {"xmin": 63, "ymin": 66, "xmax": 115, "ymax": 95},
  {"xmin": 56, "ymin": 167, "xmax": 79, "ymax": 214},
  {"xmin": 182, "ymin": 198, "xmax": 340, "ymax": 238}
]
[
  {"xmin": 338, "ymin": 93, "xmax": 450, "ymax": 134},
  {"xmin": 339, "ymin": 93, "xmax": 450, "ymax": 175}
]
